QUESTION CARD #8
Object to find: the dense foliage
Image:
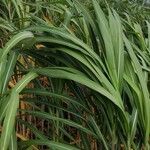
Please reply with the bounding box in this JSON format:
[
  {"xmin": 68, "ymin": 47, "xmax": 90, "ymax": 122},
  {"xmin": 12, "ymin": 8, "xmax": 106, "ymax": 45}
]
[{"xmin": 0, "ymin": 0, "xmax": 150, "ymax": 150}]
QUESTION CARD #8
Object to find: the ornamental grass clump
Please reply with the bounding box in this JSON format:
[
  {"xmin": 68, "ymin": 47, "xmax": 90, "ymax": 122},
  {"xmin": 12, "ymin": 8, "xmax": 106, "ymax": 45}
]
[{"xmin": 0, "ymin": 0, "xmax": 150, "ymax": 149}]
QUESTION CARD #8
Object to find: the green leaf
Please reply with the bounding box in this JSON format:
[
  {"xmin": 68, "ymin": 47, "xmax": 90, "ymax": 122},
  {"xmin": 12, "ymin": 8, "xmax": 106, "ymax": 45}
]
[{"xmin": 20, "ymin": 140, "xmax": 80, "ymax": 150}]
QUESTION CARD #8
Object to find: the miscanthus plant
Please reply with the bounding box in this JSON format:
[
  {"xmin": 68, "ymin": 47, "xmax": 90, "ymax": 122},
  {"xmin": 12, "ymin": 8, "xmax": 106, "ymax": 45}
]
[{"xmin": 0, "ymin": 0, "xmax": 150, "ymax": 149}]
